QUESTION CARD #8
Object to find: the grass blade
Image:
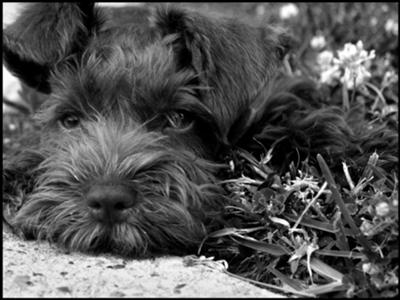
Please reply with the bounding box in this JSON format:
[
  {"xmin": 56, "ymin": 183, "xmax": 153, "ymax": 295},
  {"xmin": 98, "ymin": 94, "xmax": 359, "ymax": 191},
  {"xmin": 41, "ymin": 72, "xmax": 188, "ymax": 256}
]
[
  {"xmin": 266, "ymin": 265, "xmax": 304, "ymax": 291},
  {"xmin": 303, "ymin": 281, "xmax": 348, "ymax": 295},
  {"xmin": 231, "ymin": 235, "xmax": 291, "ymax": 256},
  {"xmin": 283, "ymin": 213, "xmax": 339, "ymax": 233},
  {"xmin": 302, "ymin": 257, "xmax": 344, "ymax": 281},
  {"xmin": 317, "ymin": 154, "xmax": 377, "ymax": 262},
  {"xmin": 316, "ymin": 249, "xmax": 366, "ymax": 259}
]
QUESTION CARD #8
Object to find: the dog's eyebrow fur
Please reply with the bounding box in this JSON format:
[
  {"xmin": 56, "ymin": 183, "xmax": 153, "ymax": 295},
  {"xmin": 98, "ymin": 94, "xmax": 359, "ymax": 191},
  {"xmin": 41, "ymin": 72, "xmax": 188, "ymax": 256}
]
[{"xmin": 41, "ymin": 40, "xmax": 219, "ymax": 125}]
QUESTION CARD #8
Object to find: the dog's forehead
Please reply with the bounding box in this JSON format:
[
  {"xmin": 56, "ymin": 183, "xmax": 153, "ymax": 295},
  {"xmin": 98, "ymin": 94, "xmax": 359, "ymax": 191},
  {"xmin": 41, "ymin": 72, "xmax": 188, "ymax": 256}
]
[{"xmin": 49, "ymin": 38, "xmax": 196, "ymax": 119}]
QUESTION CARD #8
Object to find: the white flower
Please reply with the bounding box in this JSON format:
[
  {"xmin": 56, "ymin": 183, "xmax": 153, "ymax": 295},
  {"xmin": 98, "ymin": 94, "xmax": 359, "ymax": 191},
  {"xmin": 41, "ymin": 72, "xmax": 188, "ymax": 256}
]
[
  {"xmin": 279, "ymin": 3, "xmax": 299, "ymax": 20},
  {"xmin": 317, "ymin": 51, "xmax": 340, "ymax": 85},
  {"xmin": 370, "ymin": 17, "xmax": 378, "ymax": 27},
  {"xmin": 360, "ymin": 218, "xmax": 374, "ymax": 236},
  {"xmin": 375, "ymin": 202, "xmax": 390, "ymax": 217},
  {"xmin": 362, "ymin": 262, "xmax": 380, "ymax": 275},
  {"xmin": 335, "ymin": 41, "xmax": 375, "ymax": 66},
  {"xmin": 256, "ymin": 4, "xmax": 265, "ymax": 16},
  {"xmin": 320, "ymin": 67, "xmax": 341, "ymax": 85},
  {"xmin": 341, "ymin": 65, "xmax": 372, "ymax": 89},
  {"xmin": 316, "ymin": 41, "xmax": 375, "ymax": 88},
  {"xmin": 334, "ymin": 41, "xmax": 376, "ymax": 89},
  {"xmin": 385, "ymin": 19, "xmax": 398, "ymax": 36},
  {"xmin": 8, "ymin": 123, "xmax": 17, "ymax": 131},
  {"xmin": 317, "ymin": 50, "xmax": 334, "ymax": 66},
  {"xmin": 310, "ymin": 34, "xmax": 326, "ymax": 50},
  {"xmin": 382, "ymin": 70, "xmax": 398, "ymax": 88}
]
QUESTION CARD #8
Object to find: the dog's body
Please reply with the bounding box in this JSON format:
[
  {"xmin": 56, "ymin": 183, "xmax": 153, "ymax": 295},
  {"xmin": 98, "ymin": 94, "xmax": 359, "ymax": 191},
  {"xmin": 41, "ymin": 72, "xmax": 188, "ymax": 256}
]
[{"xmin": 3, "ymin": 3, "xmax": 397, "ymax": 257}]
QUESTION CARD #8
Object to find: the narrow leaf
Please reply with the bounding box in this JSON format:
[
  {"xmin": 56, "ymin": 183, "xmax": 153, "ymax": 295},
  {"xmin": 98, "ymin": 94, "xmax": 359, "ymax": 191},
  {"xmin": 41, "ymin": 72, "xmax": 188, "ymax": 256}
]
[
  {"xmin": 303, "ymin": 281, "xmax": 347, "ymax": 295},
  {"xmin": 231, "ymin": 235, "xmax": 291, "ymax": 256},
  {"xmin": 283, "ymin": 213, "xmax": 339, "ymax": 233},
  {"xmin": 316, "ymin": 249, "xmax": 366, "ymax": 259},
  {"xmin": 302, "ymin": 257, "xmax": 344, "ymax": 281},
  {"xmin": 317, "ymin": 154, "xmax": 377, "ymax": 261},
  {"xmin": 267, "ymin": 265, "xmax": 304, "ymax": 291}
]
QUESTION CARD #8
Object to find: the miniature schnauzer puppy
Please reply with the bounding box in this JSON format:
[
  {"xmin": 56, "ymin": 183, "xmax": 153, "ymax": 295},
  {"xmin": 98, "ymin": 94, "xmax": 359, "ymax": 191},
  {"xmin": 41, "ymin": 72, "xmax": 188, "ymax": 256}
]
[
  {"xmin": 4, "ymin": 3, "xmax": 396, "ymax": 258},
  {"xmin": 3, "ymin": 3, "xmax": 292, "ymax": 256}
]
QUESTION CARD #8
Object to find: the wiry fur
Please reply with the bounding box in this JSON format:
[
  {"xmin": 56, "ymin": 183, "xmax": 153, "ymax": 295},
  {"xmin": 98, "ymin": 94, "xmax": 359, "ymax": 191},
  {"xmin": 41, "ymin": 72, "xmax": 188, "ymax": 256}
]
[
  {"xmin": 3, "ymin": 3, "xmax": 397, "ymax": 258},
  {"xmin": 11, "ymin": 119, "xmax": 224, "ymax": 256},
  {"xmin": 235, "ymin": 74, "xmax": 398, "ymax": 180}
]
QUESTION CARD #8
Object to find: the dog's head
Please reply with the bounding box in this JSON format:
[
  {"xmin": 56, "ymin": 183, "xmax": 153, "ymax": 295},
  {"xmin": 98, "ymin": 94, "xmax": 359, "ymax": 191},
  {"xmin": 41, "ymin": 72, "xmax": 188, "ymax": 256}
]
[
  {"xmin": 4, "ymin": 3, "xmax": 293, "ymax": 152},
  {"xmin": 3, "ymin": 3, "xmax": 292, "ymax": 256}
]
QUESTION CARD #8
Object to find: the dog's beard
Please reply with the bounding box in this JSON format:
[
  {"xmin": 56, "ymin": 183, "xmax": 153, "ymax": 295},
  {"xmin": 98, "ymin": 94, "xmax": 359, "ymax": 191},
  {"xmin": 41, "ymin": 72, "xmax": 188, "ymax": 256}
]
[{"xmin": 12, "ymin": 121, "xmax": 223, "ymax": 257}]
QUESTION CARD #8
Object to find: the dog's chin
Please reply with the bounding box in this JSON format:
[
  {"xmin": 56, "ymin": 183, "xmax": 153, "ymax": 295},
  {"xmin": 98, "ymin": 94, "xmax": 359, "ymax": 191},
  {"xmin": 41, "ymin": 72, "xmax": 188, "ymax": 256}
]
[{"xmin": 13, "ymin": 194, "xmax": 207, "ymax": 257}]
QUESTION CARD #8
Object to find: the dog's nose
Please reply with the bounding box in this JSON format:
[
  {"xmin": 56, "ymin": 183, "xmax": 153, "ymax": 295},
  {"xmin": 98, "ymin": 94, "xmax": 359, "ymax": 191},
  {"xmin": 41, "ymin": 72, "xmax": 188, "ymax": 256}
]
[{"xmin": 86, "ymin": 185, "xmax": 136, "ymax": 223}]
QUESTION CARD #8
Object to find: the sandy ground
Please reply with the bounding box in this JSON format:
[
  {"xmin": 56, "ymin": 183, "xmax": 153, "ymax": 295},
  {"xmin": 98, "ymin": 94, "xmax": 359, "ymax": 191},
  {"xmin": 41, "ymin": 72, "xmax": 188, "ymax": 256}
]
[{"xmin": 3, "ymin": 228, "xmax": 283, "ymax": 298}]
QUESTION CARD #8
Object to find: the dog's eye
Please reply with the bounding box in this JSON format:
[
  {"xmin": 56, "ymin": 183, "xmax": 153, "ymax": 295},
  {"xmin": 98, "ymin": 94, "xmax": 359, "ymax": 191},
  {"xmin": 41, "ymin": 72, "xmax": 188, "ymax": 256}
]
[
  {"xmin": 166, "ymin": 111, "xmax": 192, "ymax": 129},
  {"xmin": 60, "ymin": 114, "xmax": 80, "ymax": 129}
]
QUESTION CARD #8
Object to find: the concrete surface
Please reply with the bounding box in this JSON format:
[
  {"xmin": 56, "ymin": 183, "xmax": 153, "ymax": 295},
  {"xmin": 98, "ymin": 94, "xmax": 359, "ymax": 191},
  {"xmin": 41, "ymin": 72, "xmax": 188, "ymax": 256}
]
[{"xmin": 3, "ymin": 230, "xmax": 283, "ymax": 297}]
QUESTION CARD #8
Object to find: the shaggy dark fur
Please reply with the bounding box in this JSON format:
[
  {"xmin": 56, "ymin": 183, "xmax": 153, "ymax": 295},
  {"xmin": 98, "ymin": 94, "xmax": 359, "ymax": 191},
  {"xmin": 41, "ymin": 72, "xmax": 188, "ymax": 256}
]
[
  {"xmin": 3, "ymin": 3, "xmax": 397, "ymax": 257},
  {"xmin": 3, "ymin": 3, "xmax": 292, "ymax": 257},
  {"xmin": 234, "ymin": 74, "xmax": 398, "ymax": 179}
]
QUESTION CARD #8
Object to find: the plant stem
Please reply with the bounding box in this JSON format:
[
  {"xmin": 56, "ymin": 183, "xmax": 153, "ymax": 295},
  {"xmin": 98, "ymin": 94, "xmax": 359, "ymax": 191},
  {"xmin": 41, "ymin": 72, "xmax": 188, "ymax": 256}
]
[
  {"xmin": 351, "ymin": 76, "xmax": 357, "ymax": 103},
  {"xmin": 342, "ymin": 80, "xmax": 349, "ymax": 111}
]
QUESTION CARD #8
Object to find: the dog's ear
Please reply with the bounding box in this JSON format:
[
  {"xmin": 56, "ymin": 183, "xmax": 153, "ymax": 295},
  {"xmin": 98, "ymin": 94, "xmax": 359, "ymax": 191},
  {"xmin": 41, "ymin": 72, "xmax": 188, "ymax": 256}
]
[
  {"xmin": 152, "ymin": 6, "xmax": 294, "ymax": 83},
  {"xmin": 151, "ymin": 6, "xmax": 213, "ymax": 81},
  {"xmin": 3, "ymin": 3, "xmax": 101, "ymax": 94},
  {"xmin": 266, "ymin": 26, "xmax": 294, "ymax": 61}
]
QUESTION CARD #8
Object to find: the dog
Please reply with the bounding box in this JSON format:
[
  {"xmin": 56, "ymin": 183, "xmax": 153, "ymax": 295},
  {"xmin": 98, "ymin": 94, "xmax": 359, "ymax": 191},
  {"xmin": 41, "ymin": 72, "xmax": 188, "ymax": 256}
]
[
  {"xmin": 3, "ymin": 3, "xmax": 397, "ymax": 257},
  {"xmin": 2, "ymin": 2, "xmax": 294, "ymax": 257}
]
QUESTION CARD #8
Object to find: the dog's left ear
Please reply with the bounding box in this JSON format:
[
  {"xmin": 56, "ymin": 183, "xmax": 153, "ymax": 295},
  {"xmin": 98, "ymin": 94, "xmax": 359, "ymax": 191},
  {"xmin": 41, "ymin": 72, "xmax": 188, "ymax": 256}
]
[{"xmin": 152, "ymin": 6, "xmax": 293, "ymax": 83}]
